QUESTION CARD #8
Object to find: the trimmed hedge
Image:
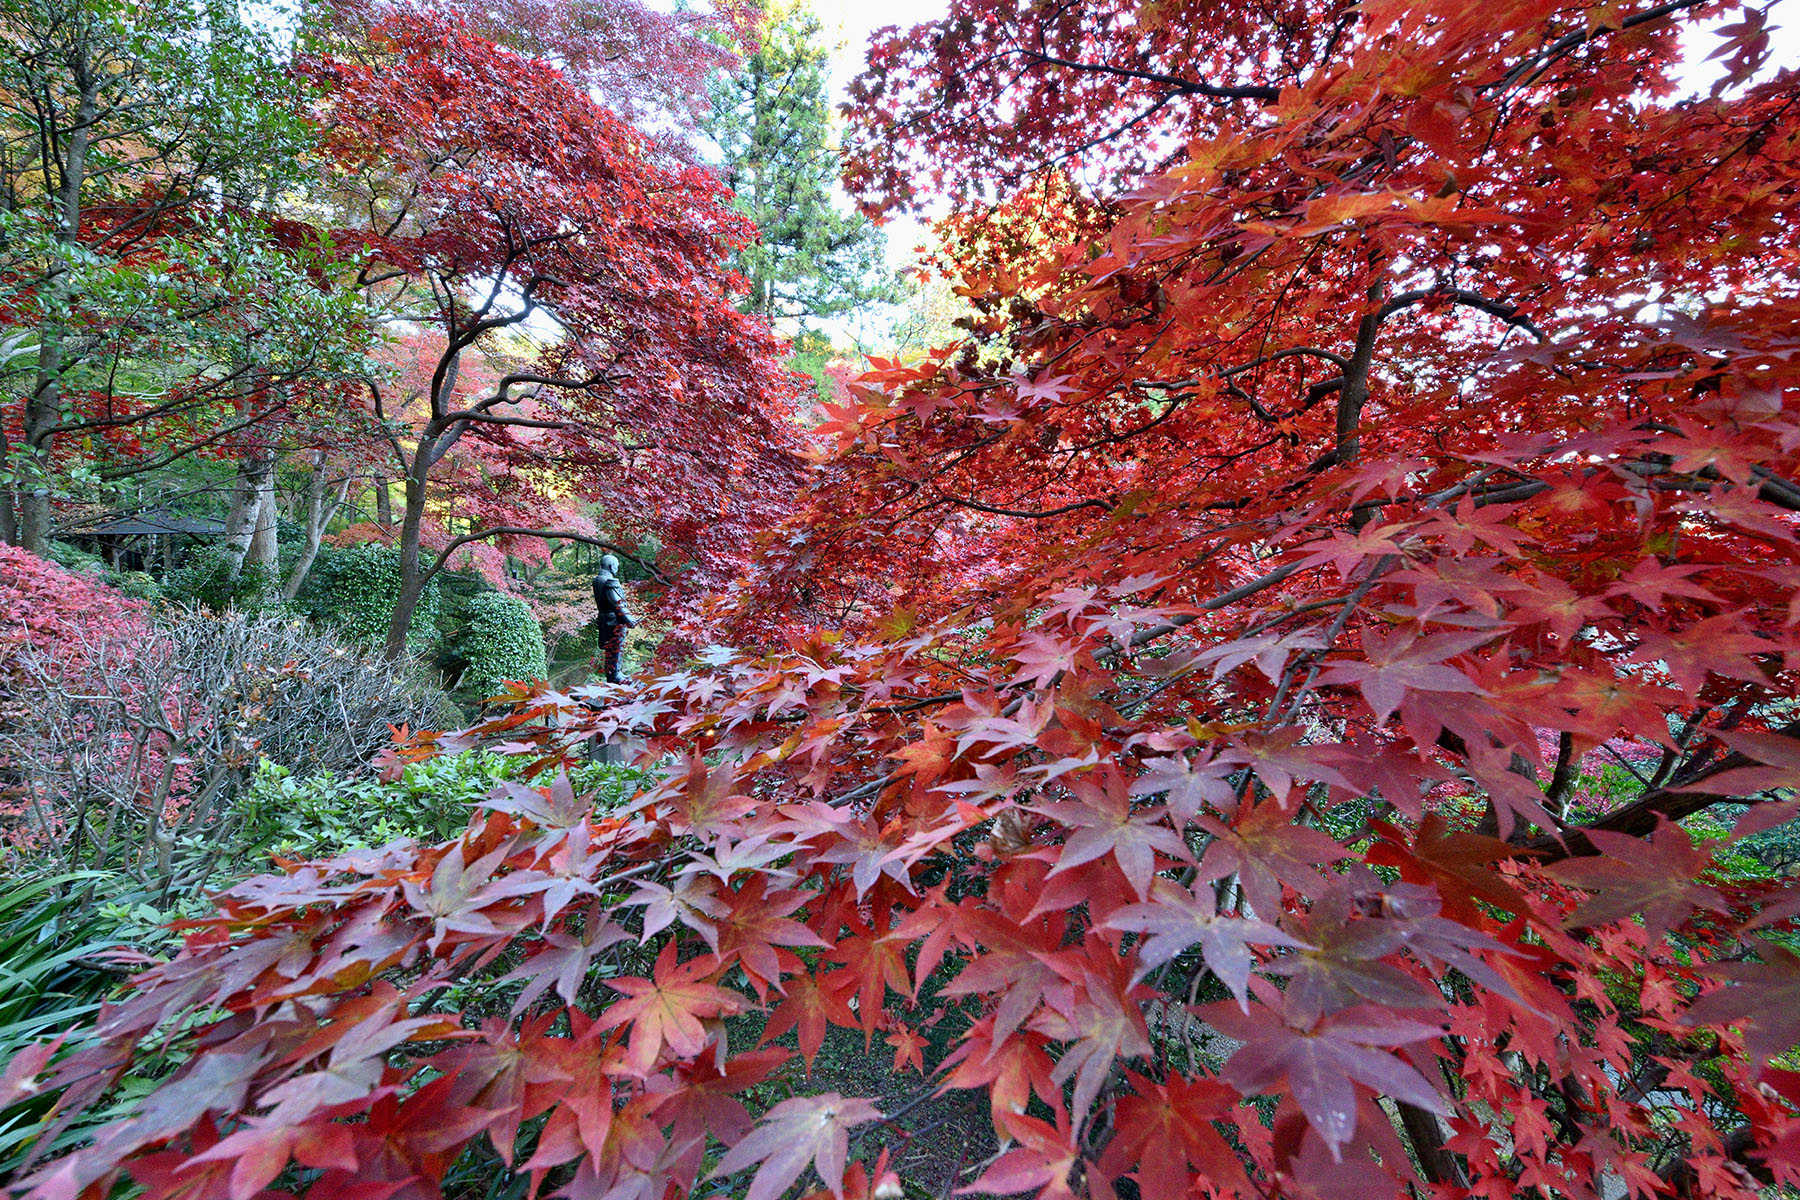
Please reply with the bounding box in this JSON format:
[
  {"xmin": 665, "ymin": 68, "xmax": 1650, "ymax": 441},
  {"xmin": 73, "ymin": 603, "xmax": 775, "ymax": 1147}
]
[{"xmin": 456, "ymin": 591, "xmax": 547, "ymax": 700}]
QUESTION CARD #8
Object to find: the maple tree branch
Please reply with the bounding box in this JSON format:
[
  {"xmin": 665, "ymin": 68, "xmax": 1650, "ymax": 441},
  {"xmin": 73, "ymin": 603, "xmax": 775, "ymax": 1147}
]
[
  {"xmin": 1490, "ymin": 0, "xmax": 1709, "ymax": 95},
  {"xmin": 422, "ymin": 528, "xmax": 666, "ymax": 586},
  {"xmin": 1122, "ymin": 562, "xmax": 1305, "ymax": 652},
  {"xmin": 1523, "ymin": 721, "xmax": 1800, "ymax": 861},
  {"xmin": 441, "ymin": 411, "xmax": 567, "ymax": 431},
  {"xmin": 1396, "ymin": 1101, "xmax": 1469, "ymax": 1189},
  {"xmin": 1008, "ymin": 47, "xmax": 1279, "ymax": 103},
  {"xmin": 939, "ymin": 492, "xmax": 1114, "ymax": 519},
  {"xmin": 1652, "ymin": 708, "xmax": 1714, "ymax": 788},
  {"xmin": 1216, "ymin": 347, "xmax": 1351, "ymax": 377},
  {"xmin": 1656, "ymin": 1124, "xmax": 1771, "ymax": 1193},
  {"xmin": 1545, "ymin": 730, "xmax": 1579, "ymax": 811},
  {"xmin": 463, "ymin": 371, "xmax": 603, "ymax": 416},
  {"xmin": 1273, "ymin": 554, "xmax": 1397, "ymax": 723},
  {"xmin": 1334, "ymin": 279, "xmax": 1387, "ymax": 470},
  {"xmin": 1378, "ymin": 287, "xmax": 1545, "ymax": 341},
  {"xmin": 94, "ymin": 401, "xmax": 290, "ymax": 481}
]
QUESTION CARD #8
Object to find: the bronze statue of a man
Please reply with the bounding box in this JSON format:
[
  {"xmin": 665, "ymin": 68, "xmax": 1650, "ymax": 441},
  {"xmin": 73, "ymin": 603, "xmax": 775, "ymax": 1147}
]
[{"xmin": 592, "ymin": 553, "xmax": 637, "ymax": 684}]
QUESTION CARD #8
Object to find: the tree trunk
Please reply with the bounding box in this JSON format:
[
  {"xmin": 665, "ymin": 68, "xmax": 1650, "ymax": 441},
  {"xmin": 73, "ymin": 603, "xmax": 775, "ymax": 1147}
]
[
  {"xmin": 383, "ymin": 443, "xmax": 435, "ymax": 659},
  {"xmin": 220, "ymin": 444, "xmax": 272, "ymax": 570},
  {"xmin": 245, "ymin": 474, "xmax": 278, "ymax": 575},
  {"xmin": 374, "ymin": 476, "xmax": 391, "ymax": 525},
  {"xmin": 0, "ymin": 421, "xmax": 18, "ymax": 546},
  {"xmin": 383, "ymin": 347, "xmax": 467, "ymax": 657},
  {"xmin": 19, "ymin": 59, "xmax": 98, "ymax": 555},
  {"xmin": 284, "ymin": 450, "xmax": 346, "ymax": 599},
  {"xmin": 1332, "ymin": 279, "xmax": 1386, "ymax": 472},
  {"xmin": 1395, "ymin": 1101, "xmax": 1467, "ymax": 1189}
]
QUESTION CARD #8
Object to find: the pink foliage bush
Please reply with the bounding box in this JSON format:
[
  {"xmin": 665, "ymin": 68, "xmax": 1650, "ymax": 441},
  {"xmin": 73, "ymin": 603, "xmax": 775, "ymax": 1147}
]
[
  {"xmin": 0, "ymin": 547, "xmax": 152, "ymax": 851},
  {"xmin": 0, "ymin": 545, "xmax": 148, "ymax": 677}
]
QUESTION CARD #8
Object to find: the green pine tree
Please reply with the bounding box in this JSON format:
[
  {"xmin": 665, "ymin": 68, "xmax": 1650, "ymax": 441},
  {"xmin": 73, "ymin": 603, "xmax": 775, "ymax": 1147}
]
[{"xmin": 703, "ymin": 1, "xmax": 899, "ymax": 330}]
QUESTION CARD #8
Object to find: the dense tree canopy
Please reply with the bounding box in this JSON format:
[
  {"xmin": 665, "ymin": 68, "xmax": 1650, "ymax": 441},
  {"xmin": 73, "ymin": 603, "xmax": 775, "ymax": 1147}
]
[
  {"xmin": 0, "ymin": 0, "xmax": 363, "ymax": 553},
  {"xmin": 5, "ymin": 2, "xmax": 1800, "ymax": 1200},
  {"xmin": 0, "ymin": 0, "xmax": 793, "ymax": 638}
]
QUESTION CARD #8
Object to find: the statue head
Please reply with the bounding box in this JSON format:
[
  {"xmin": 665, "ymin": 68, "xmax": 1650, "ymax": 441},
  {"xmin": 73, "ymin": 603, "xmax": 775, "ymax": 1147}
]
[{"xmin": 599, "ymin": 553, "xmax": 620, "ymax": 578}]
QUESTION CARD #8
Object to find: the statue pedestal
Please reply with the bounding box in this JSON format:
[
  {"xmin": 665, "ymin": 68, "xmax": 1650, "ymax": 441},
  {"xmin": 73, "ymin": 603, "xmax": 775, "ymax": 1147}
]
[{"xmin": 586, "ymin": 732, "xmax": 639, "ymax": 765}]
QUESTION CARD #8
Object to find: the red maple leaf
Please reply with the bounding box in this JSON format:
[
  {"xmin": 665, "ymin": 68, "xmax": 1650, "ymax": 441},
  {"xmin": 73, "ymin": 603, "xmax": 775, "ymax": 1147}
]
[
  {"xmin": 1034, "ymin": 767, "xmax": 1189, "ymax": 898},
  {"xmin": 596, "ymin": 942, "xmax": 746, "ymax": 1075},
  {"xmin": 762, "ymin": 970, "xmax": 859, "ymax": 1072},
  {"xmin": 708, "ymin": 1093, "xmax": 882, "ymax": 1200},
  {"xmin": 1545, "ymin": 818, "xmax": 1730, "ymax": 937},
  {"xmin": 1210, "ymin": 1003, "xmax": 1449, "ymax": 1158},
  {"xmin": 1316, "ymin": 628, "xmax": 1490, "ymax": 723},
  {"xmin": 1105, "ymin": 877, "xmax": 1308, "ymax": 1008}
]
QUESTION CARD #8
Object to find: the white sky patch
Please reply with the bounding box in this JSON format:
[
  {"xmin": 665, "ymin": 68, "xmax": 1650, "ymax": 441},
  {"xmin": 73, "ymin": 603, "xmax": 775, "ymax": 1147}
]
[
  {"xmin": 812, "ymin": 0, "xmax": 949, "ymax": 277},
  {"xmin": 1674, "ymin": 3, "xmax": 1799, "ymax": 96}
]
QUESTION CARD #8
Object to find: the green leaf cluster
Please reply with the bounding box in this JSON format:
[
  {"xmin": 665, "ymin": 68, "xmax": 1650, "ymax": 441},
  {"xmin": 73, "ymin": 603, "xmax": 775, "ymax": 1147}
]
[
  {"xmin": 234, "ymin": 754, "xmax": 652, "ymax": 864},
  {"xmin": 0, "ymin": 0, "xmax": 374, "ymax": 518},
  {"xmin": 162, "ymin": 544, "xmax": 280, "ymax": 613}
]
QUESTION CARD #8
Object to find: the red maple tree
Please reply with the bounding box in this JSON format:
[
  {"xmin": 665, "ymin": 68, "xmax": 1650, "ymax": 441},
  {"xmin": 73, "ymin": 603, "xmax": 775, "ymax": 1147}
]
[
  {"xmin": 295, "ymin": 5, "xmax": 808, "ymax": 657},
  {"xmin": 7, "ymin": 2, "xmax": 1800, "ymax": 1198}
]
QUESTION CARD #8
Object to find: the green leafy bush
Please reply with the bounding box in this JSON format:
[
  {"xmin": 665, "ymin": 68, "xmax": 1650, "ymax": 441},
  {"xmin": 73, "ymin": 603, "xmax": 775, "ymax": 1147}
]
[
  {"xmin": 161, "ymin": 544, "xmax": 280, "ymax": 612},
  {"xmin": 232, "ymin": 752, "xmax": 652, "ymax": 864},
  {"xmin": 302, "ymin": 543, "xmax": 438, "ymax": 650},
  {"xmin": 98, "ymin": 570, "xmax": 160, "ymax": 601},
  {"xmin": 455, "ymin": 591, "xmax": 547, "ymax": 700},
  {"xmin": 41, "ymin": 540, "xmax": 160, "ymax": 600},
  {"xmin": 41, "ymin": 540, "xmax": 104, "ymax": 576}
]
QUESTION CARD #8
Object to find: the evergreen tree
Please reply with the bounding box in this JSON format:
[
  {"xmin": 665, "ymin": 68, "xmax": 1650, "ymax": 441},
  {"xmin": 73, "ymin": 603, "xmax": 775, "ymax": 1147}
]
[{"xmin": 703, "ymin": 1, "xmax": 897, "ymax": 328}]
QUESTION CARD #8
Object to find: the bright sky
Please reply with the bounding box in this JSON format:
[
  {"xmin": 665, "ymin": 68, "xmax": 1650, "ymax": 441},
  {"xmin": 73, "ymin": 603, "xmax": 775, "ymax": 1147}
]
[
  {"xmin": 809, "ymin": 0, "xmax": 949, "ymax": 98},
  {"xmin": 811, "ymin": 0, "xmax": 948, "ymax": 273},
  {"xmin": 799, "ymin": 0, "xmax": 949, "ymax": 344}
]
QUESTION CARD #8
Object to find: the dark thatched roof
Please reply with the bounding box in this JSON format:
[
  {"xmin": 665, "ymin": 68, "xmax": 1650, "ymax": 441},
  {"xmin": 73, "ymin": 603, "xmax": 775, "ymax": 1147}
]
[{"xmin": 61, "ymin": 508, "xmax": 227, "ymax": 538}]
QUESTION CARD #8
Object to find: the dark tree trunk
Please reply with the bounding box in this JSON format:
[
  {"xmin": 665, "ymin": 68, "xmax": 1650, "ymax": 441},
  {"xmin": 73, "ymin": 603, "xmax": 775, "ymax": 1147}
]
[{"xmin": 383, "ymin": 441, "xmax": 436, "ymax": 659}]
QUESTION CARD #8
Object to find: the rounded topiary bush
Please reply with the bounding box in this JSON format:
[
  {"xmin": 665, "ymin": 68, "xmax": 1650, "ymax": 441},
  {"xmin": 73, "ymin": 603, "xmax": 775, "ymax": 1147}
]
[
  {"xmin": 456, "ymin": 591, "xmax": 547, "ymax": 700},
  {"xmin": 303, "ymin": 544, "xmax": 439, "ymax": 650}
]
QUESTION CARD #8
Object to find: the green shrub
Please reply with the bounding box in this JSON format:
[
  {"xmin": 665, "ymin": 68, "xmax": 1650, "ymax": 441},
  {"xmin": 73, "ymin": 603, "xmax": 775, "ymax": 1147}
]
[
  {"xmin": 163, "ymin": 543, "xmax": 279, "ymax": 612},
  {"xmin": 39, "ymin": 540, "xmax": 159, "ymax": 599},
  {"xmin": 42, "ymin": 540, "xmax": 104, "ymax": 575},
  {"xmin": 100, "ymin": 569, "xmax": 161, "ymax": 600},
  {"xmin": 456, "ymin": 591, "xmax": 547, "ymax": 700},
  {"xmin": 303, "ymin": 544, "xmax": 438, "ymax": 650},
  {"xmin": 232, "ymin": 752, "xmax": 651, "ymax": 864}
]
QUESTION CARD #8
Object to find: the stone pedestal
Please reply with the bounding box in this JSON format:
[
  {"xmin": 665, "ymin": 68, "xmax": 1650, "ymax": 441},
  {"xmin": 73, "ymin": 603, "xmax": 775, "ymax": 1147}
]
[{"xmin": 585, "ymin": 733, "xmax": 639, "ymax": 764}]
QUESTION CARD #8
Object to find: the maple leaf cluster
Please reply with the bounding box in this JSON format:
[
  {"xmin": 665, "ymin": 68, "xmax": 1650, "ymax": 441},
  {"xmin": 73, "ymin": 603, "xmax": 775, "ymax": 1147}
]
[{"xmin": 9, "ymin": 1, "xmax": 1800, "ymax": 1199}]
